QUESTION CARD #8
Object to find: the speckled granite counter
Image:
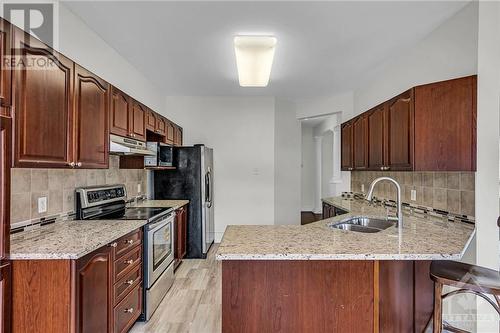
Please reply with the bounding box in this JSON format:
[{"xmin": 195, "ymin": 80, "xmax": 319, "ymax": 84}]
[
  {"xmin": 128, "ymin": 199, "xmax": 189, "ymax": 209},
  {"xmin": 216, "ymin": 196, "xmax": 475, "ymax": 261},
  {"xmin": 10, "ymin": 219, "xmax": 148, "ymax": 260},
  {"xmin": 10, "ymin": 199, "xmax": 189, "ymax": 260}
]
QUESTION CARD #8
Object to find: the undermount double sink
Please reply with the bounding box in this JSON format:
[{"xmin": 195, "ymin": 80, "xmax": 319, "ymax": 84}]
[{"xmin": 329, "ymin": 216, "xmax": 395, "ymax": 233}]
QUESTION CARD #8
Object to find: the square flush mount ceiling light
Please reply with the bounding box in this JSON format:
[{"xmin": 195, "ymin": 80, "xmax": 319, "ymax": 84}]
[{"xmin": 234, "ymin": 35, "xmax": 277, "ymax": 87}]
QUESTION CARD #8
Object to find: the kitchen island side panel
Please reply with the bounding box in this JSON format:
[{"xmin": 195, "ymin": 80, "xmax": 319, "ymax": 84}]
[{"xmin": 222, "ymin": 260, "xmax": 375, "ymax": 333}]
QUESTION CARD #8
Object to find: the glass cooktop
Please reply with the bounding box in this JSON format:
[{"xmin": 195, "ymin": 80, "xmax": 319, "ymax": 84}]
[{"xmin": 118, "ymin": 207, "xmax": 172, "ymax": 220}]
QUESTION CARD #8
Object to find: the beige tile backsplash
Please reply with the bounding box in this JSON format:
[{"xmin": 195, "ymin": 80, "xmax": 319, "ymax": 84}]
[
  {"xmin": 10, "ymin": 156, "xmax": 148, "ymax": 224},
  {"xmin": 351, "ymin": 171, "xmax": 475, "ymax": 217}
]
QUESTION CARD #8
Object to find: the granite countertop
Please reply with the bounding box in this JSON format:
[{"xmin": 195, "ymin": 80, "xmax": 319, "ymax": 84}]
[
  {"xmin": 216, "ymin": 196, "xmax": 475, "ymax": 261},
  {"xmin": 9, "ymin": 199, "xmax": 189, "ymax": 260},
  {"xmin": 10, "ymin": 219, "xmax": 148, "ymax": 260},
  {"xmin": 128, "ymin": 199, "xmax": 189, "ymax": 209}
]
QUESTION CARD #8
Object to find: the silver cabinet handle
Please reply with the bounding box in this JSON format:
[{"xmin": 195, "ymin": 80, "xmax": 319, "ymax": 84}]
[
  {"xmin": 109, "ymin": 242, "xmax": 117, "ymax": 248},
  {"xmin": 77, "ymin": 162, "xmax": 82, "ymax": 167},
  {"xmin": 69, "ymin": 162, "xmax": 75, "ymax": 167},
  {"xmin": 124, "ymin": 308, "xmax": 134, "ymax": 313},
  {"xmin": 386, "ymin": 166, "xmax": 390, "ymax": 170},
  {"xmin": 125, "ymin": 239, "xmax": 134, "ymax": 245},
  {"xmin": 124, "ymin": 259, "xmax": 134, "ymax": 265},
  {"xmin": 125, "ymin": 279, "xmax": 135, "ymax": 285}
]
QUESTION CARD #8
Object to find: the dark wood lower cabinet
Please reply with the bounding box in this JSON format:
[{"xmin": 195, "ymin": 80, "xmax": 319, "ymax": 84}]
[
  {"xmin": 75, "ymin": 246, "xmax": 114, "ymax": 333},
  {"xmin": 174, "ymin": 205, "xmax": 188, "ymax": 269},
  {"xmin": 222, "ymin": 260, "xmax": 434, "ymax": 333},
  {"xmin": 322, "ymin": 202, "xmax": 348, "ymax": 219},
  {"xmin": 12, "ymin": 228, "xmax": 143, "ymax": 333}
]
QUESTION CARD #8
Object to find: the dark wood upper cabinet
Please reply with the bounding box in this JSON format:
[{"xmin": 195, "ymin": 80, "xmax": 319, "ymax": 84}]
[
  {"xmin": 75, "ymin": 246, "xmax": 113, "ymax": 333},
  {"xmin": 386, "ymin": 89, "xmax": 414, "ymax": 171},
  {"xmin": 165, "ymin": 121, "xmax": 175, "ymax": 145},
  {"xmin": 341, "ymin": 76, "xmax": 476, "ymax": 172},
  {"xmin": 341, "ymin": 122, "xmax": 353, "ymax": 171},
  {"xmin": 0, "ymin": 116, "xmax": 10, "ymax": 259},
  {"xmin": 156, "ymin": 116, "xmax": 166, "ymax": 136},
  {"xmin": 367, "ymin": 104, "xmax": 386, "ymax": 170},
  {"xmin": 414, "ymin": 76, "xmax": 476, "ymax": 171},
  {"xmin": 0, "ymin": 19, "xmax": 11, "ymax": 109},
  {"xmin": 146, "ymin": 109, "xmax": 156, "ymax": 132},
  {"xmin": 174, "ymin": 126, "xmax": 183, "ymax": 147},
  {"xmin": 130, "ymin": 101, "xmax": 146, "ymax": 141},
  {"xmin": 352, "ymin": 115, "xmax": 368, "ymax": 170},
  {"xmin": 12, "ymin": 28, "xmax": 74, "ymax": 168},
  {"xmin": 110, "ymin": 87, "xmax": 131, "ymax": 138},
  {"xmin": 74, "ymin": 65, "xmax": 110, "ymax": 169}
]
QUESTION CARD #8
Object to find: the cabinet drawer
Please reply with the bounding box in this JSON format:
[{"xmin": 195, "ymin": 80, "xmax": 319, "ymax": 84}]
[
  {"xmin": 114, "ymin": 263, "xmax": 142, "ymax": 305},
  {"xmin": 113, "ymin": 229, "xmax": 142, "ymax": 259},
  {"xmin": 114, "ymin": 285, "xmax": 142, "ymax": 333},
  {"xmin": 115, "ymin": 245, "xmax": 142, "ymax": 281}
]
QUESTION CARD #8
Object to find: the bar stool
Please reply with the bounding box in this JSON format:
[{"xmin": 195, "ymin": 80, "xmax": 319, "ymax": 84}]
[{"xmin": 430, "ymin": 260, "xmax": 500, "ymax": 333}]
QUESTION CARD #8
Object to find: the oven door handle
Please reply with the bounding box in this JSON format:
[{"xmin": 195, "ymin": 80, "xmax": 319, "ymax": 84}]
[{"xmin": 147, "ymin": 218, "xmax": 173, "ymax": 232}]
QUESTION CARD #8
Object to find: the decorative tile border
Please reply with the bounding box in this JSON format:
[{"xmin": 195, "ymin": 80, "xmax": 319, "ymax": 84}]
[{"xmin": 341, "ymin": 192, "xmax": 475, "ymax": 224}]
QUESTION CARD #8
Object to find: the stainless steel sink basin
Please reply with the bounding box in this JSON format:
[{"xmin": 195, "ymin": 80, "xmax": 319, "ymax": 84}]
[{"xmin": 329, "ymin": 217, "xmax": 395, "ymax": 233}]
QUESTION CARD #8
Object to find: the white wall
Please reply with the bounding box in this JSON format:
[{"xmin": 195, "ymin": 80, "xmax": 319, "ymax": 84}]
[
  {"xmin": 301, "ymin": 125, "xmax": 315, "ymax": 211},
  {"xmin": 476, "ymin": 1, "xmax": 500, "ymax": 271},
  {"xmin": 321, "ymin": 131, "xmax": 334, "ymax": 199},
  {"xmin": 164, "ymin": 96, "xmax": 276, "ymax": 241},
  {"xmin": 353, "ymin": 2, "xmax": 478, "ymax": 115},
  {"xmin": 295, "ymin": 92, "xmax": 354, "ymax": 121},
  {"xmin": 274, "ymin": 99, "xmax": 301, "ymax": 225},
  {"xmin": 57, "ymin": 4, "xmax": 166, "ymax": 112}
]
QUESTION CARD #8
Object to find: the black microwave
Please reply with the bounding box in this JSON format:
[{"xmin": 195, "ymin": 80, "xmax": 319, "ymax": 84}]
[{"xmin": 145, "ymin": 142, "xmax": 174, "ymax": 167}]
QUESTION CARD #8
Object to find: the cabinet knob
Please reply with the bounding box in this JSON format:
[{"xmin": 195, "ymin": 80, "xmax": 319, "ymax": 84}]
[
  {"xmin": 77, "ymin": 162, "xmax": 82, "ymax": 167},
  {"xmin": 109, "ymin": 242, "xmax": 117, "ymax": 248},
  {"xmin": 69, "ymin": 162, "xmax": 75, "ymax": 167},
  {"xmin": 125, "ymin": 279, "xmax": 135, "ymax": 285},
  {"xmin": 125, "ymin": 239, "xmax": 134, "ymax": 245},
  {"xmin": 124, "ymin": 308, "xmax": 134, "ymax": 313},
  {"xmin": 124, "ymin": 259, "xmax": 134, "ymax": 265}
]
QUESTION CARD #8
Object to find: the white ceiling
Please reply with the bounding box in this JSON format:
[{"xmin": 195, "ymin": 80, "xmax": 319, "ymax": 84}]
[{"xmin": 63, "ymin": 1, "xmax": 470, "ymax": 99}]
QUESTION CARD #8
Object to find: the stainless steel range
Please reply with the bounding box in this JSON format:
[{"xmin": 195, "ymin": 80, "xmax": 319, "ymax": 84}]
[{"xmin": 75, "ymin": 184, "xmax": 175, "ymax": 321}]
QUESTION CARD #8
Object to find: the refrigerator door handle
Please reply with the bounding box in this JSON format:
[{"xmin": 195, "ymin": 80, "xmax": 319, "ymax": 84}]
[{"xmin": 207, "ymin": 169, "xmax": 213, "ymax": 208}]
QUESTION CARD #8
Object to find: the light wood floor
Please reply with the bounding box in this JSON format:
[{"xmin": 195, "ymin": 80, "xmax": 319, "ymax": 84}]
[{"xmin": 131, "ymin": 244, "xmax": 221, "ymax": 333}]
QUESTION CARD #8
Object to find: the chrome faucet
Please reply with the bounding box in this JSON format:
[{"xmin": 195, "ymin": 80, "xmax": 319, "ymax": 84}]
[{"xmin": 365, "ymin": 177, "xmax": 403, "ymax": 228}]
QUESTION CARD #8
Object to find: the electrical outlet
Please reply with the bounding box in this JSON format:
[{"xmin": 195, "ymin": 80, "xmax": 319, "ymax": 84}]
[
  {"xmin": 137, "ymin": 183, "xmax": 141, "ymax": 194},
  {"xmin": 38, "ymin": 197, "xmax": 47, "ymax": 213},
  {"xmin": 410, "ymin": 189, "xmax": 417, "ymax": 201},
  {"xmin": 361, "ymin": 184, "xmax": 365, "ymax": 192}
]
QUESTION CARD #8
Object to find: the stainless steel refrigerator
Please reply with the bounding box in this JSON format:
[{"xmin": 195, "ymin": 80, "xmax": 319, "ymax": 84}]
[{"xmin": 153, "ymin": 145, "xmax": 214, "ymax": 258}]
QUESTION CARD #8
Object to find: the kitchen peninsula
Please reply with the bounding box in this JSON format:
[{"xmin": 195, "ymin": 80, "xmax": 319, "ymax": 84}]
[{"xmin": 216, "ymin": 196, "xmax": 475, "ymax": 333}]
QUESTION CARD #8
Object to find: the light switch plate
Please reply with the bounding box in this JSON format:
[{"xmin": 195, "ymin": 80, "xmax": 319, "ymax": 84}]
[
  {"xmin": 361, "ymin": 184, "xmax": 365, "ymax": 192},
  {"xmin": 137, "ymin": 183, "xmax": 141, "ymax": 194},
  {"xmin": 38, "ymin": 197, "xmax": 47, "ymax": 213},
  {"xmin": 410, "ymin": 189, "xmax": 417, "ymax": 201}
]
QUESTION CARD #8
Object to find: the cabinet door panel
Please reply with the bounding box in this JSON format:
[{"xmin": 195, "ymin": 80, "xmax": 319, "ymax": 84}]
[
  {"xmin": 74, "ymin": 65, "xmax": 110, "ymax": 168},
  {"xmin": 110, "ymin": 87, "xmax": 130, "ymax": 138},
  {"xmin": 352, "ymin": 116, "xmax": 368, "ymax": 170},
  {"xmin": 414, "ymin": 76, "xmax": 476, "ymax": 171},
  {"xmin": 146, "ymin": 109, "xmax": 156, "ymax": 132},
  {"xmin": 387, "ymin": 90, "xmax": 414, "ymax": 171},
  {"xmin": 75, "ymin": 246, "xmax": 113, "ymax": 333},
  {"xmin": 165, "ymin": 121, "xmax": 175, "ymax": 144},
  {"xmin": 156, "ymin": 116, "xmax": 166, "ymax": 136},
  {"xmin": 174, "ymin": 126, "xmax": 183, "ymax": 147},
  {"xmin": 0, "ymin": 117, "xmax": 10, "ymax": 259},
  {"xmin": 341, "ymin": 122, "xmax": 353, "ymax": 170},
  {"xmin": 13, "ymin": 30, "xmax": 74, "ymax": 168},
  {"xmin": 0, "ymin": 19, "xmax": 11, "ymax": 108},
  {"xmin": 130, "ymin": 101, "xmax": 146, "ymax": 141},
  {"xmin": 367, "ymin": 105, "xmax": 386, "ymax": 170}
]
